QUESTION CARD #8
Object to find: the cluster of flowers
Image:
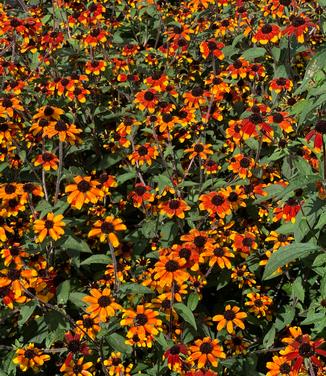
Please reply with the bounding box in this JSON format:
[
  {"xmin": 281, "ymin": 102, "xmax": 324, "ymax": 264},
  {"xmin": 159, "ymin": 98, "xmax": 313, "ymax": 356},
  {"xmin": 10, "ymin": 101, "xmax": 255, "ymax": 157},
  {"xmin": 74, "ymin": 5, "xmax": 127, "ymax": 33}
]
[{"xmin": 0, "ymin": 0, "xmax": 325, "ymax": 375}]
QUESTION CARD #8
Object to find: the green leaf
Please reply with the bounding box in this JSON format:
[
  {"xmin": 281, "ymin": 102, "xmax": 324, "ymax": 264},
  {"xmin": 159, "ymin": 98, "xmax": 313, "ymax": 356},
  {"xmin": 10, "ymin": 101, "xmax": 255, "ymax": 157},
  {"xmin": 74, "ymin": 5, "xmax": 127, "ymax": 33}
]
[
  {"xmin": 174, "ymin": 303, "xmax": 197, "ymax": 330},
  {"xmin": 68, "ymin": 292, "xmax": 88, "ymax": 308},
  {"xmin": 62, "ymin": 236, "xmax": 92, "ymax": 253},
  {"xmin": 263, "ymin": 243, "xmax": 321, "ymax": 280},
  {"xmin": 292, "ymin": 277, "xmax": 305, "ymax": 302},
  {"xmin": 18, "ymin": 301, "xmax": 37, "ymax": 327},
  {"xmin": 117, "ymin": 171, "xmax": 137, "ymax": 185},
  {"xmin": 263, "ymin": 326, "xmax": 276, "ymax": 348},
  {"xmin": 80, "ymin": 254, "xmax": 111, "ymax": 265},
  {"xmin": 119, "ymin": 283, "xmax": 154, "ymax": 295},
  {"xmin": 187, "ymin": 292, "xmax": 199, "ymax": 311},
  {"xmin": 241, "ymin": 47, "xmax": 266, "ymax": 60},
  {"xmin": 107, "ymin": 333, "xmax": 132, "ymax": 353},
  {"xmin": 57, "ymin": 280, "xmax": 71, "ymax": 305}
]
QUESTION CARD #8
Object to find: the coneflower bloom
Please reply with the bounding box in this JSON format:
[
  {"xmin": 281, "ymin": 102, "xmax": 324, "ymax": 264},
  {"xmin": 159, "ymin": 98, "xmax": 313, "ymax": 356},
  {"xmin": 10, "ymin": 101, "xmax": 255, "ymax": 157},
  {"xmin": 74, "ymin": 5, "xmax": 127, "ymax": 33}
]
[
  {"xmin": 188, "ymin": 337, "xmax": 226, "ymax": 368},
  {"xmin": 83, "ymin": 288, "xmax": 121, "ymax": 322},
  {"xmin": 88, "ymin": 215, "xmax": 126, "ymax": 247},
  {"xmin": 33, "ymin": 212, "xmax": 65, "ymax": 243},
  {"xmin": 65, "ymin": 176, "xmax": 104, "ymax": 210},
  {"xmin": 252, "ymin": 23, "xmax": 280, "ymax": 44},
  {"xmin": 153, "ymin": 254, "xmax": 189, "ymax": 287},
  {"xmin": 13, "ymin": 343, "xmax": 50, "ymax": 372},
  {"xmin": 159, "ymin": 198, "xmax": 190, "ymax": 219},
  {"xmin": 213, "ymin": 305, "xmax": 247, "ymax": 334}
]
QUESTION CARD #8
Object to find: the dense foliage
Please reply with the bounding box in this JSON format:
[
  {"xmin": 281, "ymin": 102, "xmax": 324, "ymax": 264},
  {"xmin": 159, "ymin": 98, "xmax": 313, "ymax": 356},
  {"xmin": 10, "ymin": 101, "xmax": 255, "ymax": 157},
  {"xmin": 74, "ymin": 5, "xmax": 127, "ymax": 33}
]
[{"xmin": 0, "ymin": 0, "xmax": 326, "ymax": 375}]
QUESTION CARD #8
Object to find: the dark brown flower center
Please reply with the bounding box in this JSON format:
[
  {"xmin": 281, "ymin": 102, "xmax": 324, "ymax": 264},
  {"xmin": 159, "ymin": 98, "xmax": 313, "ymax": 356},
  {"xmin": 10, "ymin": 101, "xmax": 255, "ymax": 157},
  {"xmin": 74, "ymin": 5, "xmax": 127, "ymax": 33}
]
[
  {"xmin": 42, "ymin": 152, "xmax": 53, "ymax": 162},
  {"xmin": 169, "ymin": 345, "xmax": 181, "ymax": 355},
  {"xmin": 194, "ymin": 144, "xmax": 204, "ymax": 153},
  {"xmin": 273, "ymin": 113, "xmax": 284, "ymax": 123},
  {"xmin": 278, "ymin": 234, "xmax": 287, "ymax": 242},
  {"xmin": 211, "ymin": 195, "xmax": 224, "ymax": 206},
  {"xmin": 98, "ymin": 295, "xmax": 111, "ymax": 307},
  {"xmin": 134, "ymin": 185, "xmax": 147, "ymax": 196},
  {"xmin": 144, "ymin": 91, "xmax": 155, "ymax": 101},
  {"xmin": 179, "ymin": 248, "xmax": 191, "ymax": 259},
  {"xmin": 243, "ymin": 237, "xmax": 253, "ymax": 247},
  {"xmin": 228, "ymin": 192, "xmax": 238, "ymax": 202},
  {"xmin": 224, "ymin": 309, "xmax": 236, "ymax": 320},
  {"xmin": 249, "ymin": 113, "xmax": 263, "ymax": 124},
  {"xmin": 83, "ymin": 317, "xmax": 94, "ymax": 328},
  {"xmin": 44, "ymin": 220, "xmax": 54, "ymax": 229},
  {"xmin": 254, "ymin": 299, "xmax": 263, "ymax": 307},
  {"xmin": 191, "ymin": 87, "xmax": 203, "ymax": 97},
  {"xmin": 138, "ymin": 146, "xmax": 148, "ymax": 156},
  {"xmin": 2, "ymin": 98, "xmax": 13, "ymax": 108},
  {"xmin": 162, "ymin": 113, "xmax": 173, "ymax": 123},
  {"xmin": 207, "ymin": 41, "xmax": 217, "ymax": 51},
  {"xmin": 73, "ymin": 365, "xmax": 83, "ymax": 373},
  {"xmin": 101, "ymin": 222, "xmax": 115, "ymax": 233},
  {"xmin": 279, "ymin": 363, "xmax": 291, "ymax": 374},
  {"xmin": 240, "ymin": 157, "xmax": 250, "ymax": 168},
  {"xmin": 67, "ymin": 339, "xmax": 81, "ymax": 353},
  {"xmin": 233, "ymin": 60, "xmax": 242, "ymax": 69},
  {"xmin": 90, "ymin": 28, "xmax": 101, "ymax": 37},
  {"xmin": 276, "ymin": 77, "xmax": 287, "ymax": 86},
  {"xmin": 77, "ymin": 180, "xmax": 91, "ymax": 192},
  {"xmin": 194, "ymin": 236, "xmax": 206, "ymax": 248},
  {"xmin": 315, "ymin": 120, "xmax": 326, "ymax": 134},
  {"xmin": 165, "ymin": 260, "xmax": 179, "ymax": 272},
  {"xmin": 213, "ymin": 248, "xmax": 224, "ymax": 257},
  {"xmin": 55, "ymin": 120, "xmax": 68, "ymax": 131},
  {"xmin": 199, "ymin": 342, "xmax": 213, "ymax": 354},
  {"xmin": 261, "ymin": 24, "xmax": 273, "ymax": 34},
  {"xmin": 169, "ymin": 199, "xmax": 181, "ymax": 210},
  {"xmin": 135, "ymin": 313, "xmax": 148, "ymax": 326},
  {"xmin": 5, "ymin": 184, "xmax": 15, "ymax": 194},
  {"xmin": 112, "ymin": 357, "xmax": 121, "ymax": 366},
  {"xmin": 292, "ymin": 16, "xmax": 305, "ymax": 27},
  {"xmin": 298, "ymin": 343, "xmax": 314, "ymax": 358},
  {"xmin": 8, "ymin": 269, "xmax": 21, "ymax": 280},
  {"xmin": 24, "ymin": 349, "xmax": 35, "ymax": 359},
  {"xmin": 44, "ymin": 106, "xmax": 54, "ymax": 116}
]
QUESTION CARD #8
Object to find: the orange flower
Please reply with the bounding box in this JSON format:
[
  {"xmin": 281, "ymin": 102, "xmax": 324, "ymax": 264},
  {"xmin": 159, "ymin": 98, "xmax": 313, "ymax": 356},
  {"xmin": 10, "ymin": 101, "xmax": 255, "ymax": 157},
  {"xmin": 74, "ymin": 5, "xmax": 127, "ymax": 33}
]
[
  {"xmin": 45, "ymin": 119, "xmax": 82, "ymax": 143},
  {"xmin": 65, "ymin": 176, "xmax": 104, "ymax": 210},
  {"xmin": 228, "ymin": 154, "xmax": 255, "ymax": 178},
  {"xmin": 153, "ymin": 254, "xmax": 189, "ymax": 287},
  {"xmin": 245, "ymin": 292, "xmax": 272, "ymax": 318},
  {"xmin": 13, "ymin": 343, "xmax": 50, "ymax": 372},
  {"xmin": 269, "ymin": 77, "xmax": 293, "ymax": 94},
  {"xmin": 202, "ymin": 246, "xmax": 234, "ymax": 269},
  {"xmin": 265, "ymin": 355, "xmax": 294, "ymax": 376},
  {"xmin": 33, "ymin": 105, "xmax": 64, "ymax": 121},
  {"xmin": 252, "ymin": 23, "xmax": 280, "ymax": 44},
  {"xmin": 200, "ymin": 39, "xmax": 224, "ymax": 59},
  {"xmin": 88, "ymin": 215, "xmax": 126, "ymax": 247},
  {"xmin": 159, "ymin": 198, "xmax": 190, "ymax": 219},
  {"xmin": 188, "ymin": 337, "xmax": 225, "ymax": 368},
  {"xmin": 34, "ymin": 152, "xmax": 59, "ymax": 171},
  {"xmin": 129, "ymin": 144, "xmax": 158, "ymax": 166},
  {"xmin": 185, "ymin": 143, "xmax": 213, "ymax": 160},
  {"xmin": 60, "ymin": 357, "xmax": 93, "ymax": 376},
  {"xmin": 199, "ymin": 191, "xmax": 232, "ymax": 218},
  {"xmin": 183, "ymin": 87, "xmax": 210, "ymax": 108},
  {"xmin": 0, "ymin": 96, "xmax": 24, "ymax": 117},
  {"xmin": 129, "ymin": 184, "xmax": 154, "ymax": 208},
  {"xmin": 120, "ymin": 305, "xmax": 162, "ymax": 339},
  {"xmin": 134, "ymin": 89, "xmax": 159, "ymax": 113},
  {"xmin": 213, "ymin": 305, "xmax": 247, "ymax": 334},
  {"xmin": 33, "ymin": 212, "xmax": 65, "ymax": 243},
  {"xmin": 83, "ymin": 288, "xmax": 121, "ymax": 322},
  {"xmin": 85, "ymin": 60, "xmax": 107, "ymax": 75}
]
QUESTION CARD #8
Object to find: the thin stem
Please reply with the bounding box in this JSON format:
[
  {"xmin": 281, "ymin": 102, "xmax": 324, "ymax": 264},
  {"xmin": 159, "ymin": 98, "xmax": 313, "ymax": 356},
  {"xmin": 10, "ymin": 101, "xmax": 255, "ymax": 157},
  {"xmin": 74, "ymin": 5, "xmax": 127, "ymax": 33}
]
[
  {"xmin": 42, "ymin": 168, "xmax": 49, "ymax": 202},
  {"xmin": 108, "ymin": 241, "xmax": 120, "ymax": 293},
  {"xmin": 54, "ymin": 141, "xmax": 64, "ymax": 204},
  {"xmin": 322, "ymin": 136, "xmax": 326, "ymax": 181}
]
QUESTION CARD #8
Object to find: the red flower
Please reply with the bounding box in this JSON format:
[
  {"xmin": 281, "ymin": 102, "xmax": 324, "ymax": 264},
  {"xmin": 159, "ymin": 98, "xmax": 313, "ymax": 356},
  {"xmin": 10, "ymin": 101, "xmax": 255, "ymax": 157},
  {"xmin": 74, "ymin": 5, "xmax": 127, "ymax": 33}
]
[{"xmin": 163, "ymin": 343, "xmax": 188, "ymax": 371}]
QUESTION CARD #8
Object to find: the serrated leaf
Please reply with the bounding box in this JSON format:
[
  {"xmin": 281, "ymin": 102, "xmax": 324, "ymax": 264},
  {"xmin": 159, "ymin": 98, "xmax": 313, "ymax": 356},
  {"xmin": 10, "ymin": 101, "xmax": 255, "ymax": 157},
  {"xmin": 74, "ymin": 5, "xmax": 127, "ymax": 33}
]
[
  {"xmin": 18, "ymin": 301, "xmax": 37, "ymax": 327},
  {"xmin": 174, "ymin": 303, "xmax": 197, "ymax": 330},
  {"xmin": 62, "ymin": 236, "xmax": 92, "ymax": 253},
  {"xmin": 242, "ymin": 47, "xmax": 266, "ymax": 60}
]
